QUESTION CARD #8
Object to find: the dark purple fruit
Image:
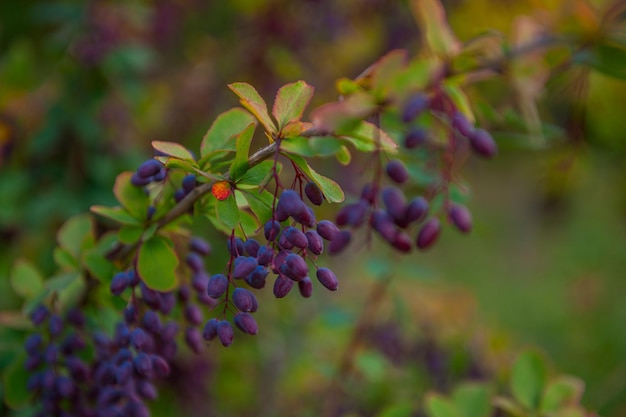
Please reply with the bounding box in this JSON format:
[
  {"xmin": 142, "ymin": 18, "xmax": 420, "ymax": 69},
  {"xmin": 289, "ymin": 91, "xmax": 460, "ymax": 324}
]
[
  {"xmin": 316, "ymin": 268, "xmax": 339, "ymax": 291},
  {"xmin": 305, "ymin": 230, "xmax": 324, "ymax": 255},
  {"xmin": 256, "ymin": 246, "xmax": 274, "ymax": 266},
  {"xmin": 217, "ymin": 321, "xmax": 234, "ymax": 347},
  {"xmin": 202, "ymin": 318, "xmax": 219, "ymax": 341},
  {"xmin": 382, "ymin": 186, "xmax": 407, "ymax": 224},
  {"xmin": 402, "ymin": 93, "xmax": 429, "ymax": 123},
  {"xmin": 186, "ymin": 253, "xmax": 205, "ymax": 274},
  {"xmin": 263, "ymin": 220, "xmax": 281, "ymax": 241},
  {"xmin": 277, "ymin": 190, "xmax": 306, "ymax": 219},
  {"xmin": 233, "ymin": 312, "xmax": 258, "ymax": 335},
  {"xmin": 305, "ymin": 181, "xmax": 324, "ymax": 206},
  {"xmin": 273, "ymin": 276, "xmax": 294, "ymax": 298},
  {"xmin": 451, "ymin": 111, "xmax": 474, "ymax": 137},
  {"xmin": 283, "ymin": 254, "xmax": 309, "ymax": 281},
  {"xmin": 185, "ymin": 327, "xmax": 203, "ymax": 353},
  {"xmin": 246, "ymin": 266, "xmax": 268, "ymax": 289},
  {"xmin": 243, "ymin": 238, "xmax": 261, "ymax": 257},
  {"xmin": 385, "ymin": 160, "xmax": 409, "ymax": 184},
  {"xmin": 404, "ymin": 197, "xmax": 429, "ymax": 225},
  {"xmin": 468, "ymin": 128, "xmax": 497, "ymax": 158},
  {"xmin": 449, "ymin": 204, "xmax": 472, "ymax": 233},
  {"xmin": 207, "ymin": 274, "xmax": 229, "ymax": 299},
  {"xmin": 317, "ymin": 220, "xmax": 340, "ymax": 241},
  {"xmin": 30, "ymin": 305, "xmax": 49, "ymax": 326},
  {"xmin": 371, "ymin": 210, "xmax": 397, "ymax": 242},
  {"xmin": 360, "ymin": 182, "xmax": 378, "ymax": 204},
  {"xmin": 232, "ymin": 257, "xmax": 258, "ymax": 279},
  {"xmin": 283, "ymin": 226, "xmax": 308, "ymax": 249},
  {"xmin": 336, "ymin": 201, "xmax": 368, "ymax": 227},
  {"xmin": 151, "ymin": 354, "xmax": 170, "ymax": 377},
  {"xmin": 328, "ymin": 230, "xmax": 352, "ymax": 255},
  {"xmin": 184, "ymin": 305, "xmax": 203, "ymax": 325},
  {"xmin": 416, "ymin": 218, "xmax": 441, "ymax": 250},
  {"xmin": 298, "ymin": 277, "xmax": 313, "ymax": 298},
  {"xmin": 137, "ymin": 160, "xmax": 162, "ymax": 178},
  {"xmin": 232, "ymin": 288, "xmax": 257, "ymax": 312},
  {"xmin": 189, "ymin": 237, "xmax": 211, "ymax": 256},
  {"xmin": 404, "ymin": 128, "xmax": 427, "ymax": 148},
  {"xmin": 133, "ymin": 352, "xmax": 153, "ymax": 377},
  {"xmin": 182, "ymin": 174, "xmax": 197, "ymax": 194},
  {"xmin": 391, "ymin": 232, "xmax": 412, "ymax": 253}
]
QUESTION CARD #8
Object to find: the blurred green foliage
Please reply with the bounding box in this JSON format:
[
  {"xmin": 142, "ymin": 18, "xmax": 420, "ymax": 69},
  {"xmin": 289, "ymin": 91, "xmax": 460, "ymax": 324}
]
[{"xmin": 2, "ymin": 0, "xmax": 626, "ymax": 416}]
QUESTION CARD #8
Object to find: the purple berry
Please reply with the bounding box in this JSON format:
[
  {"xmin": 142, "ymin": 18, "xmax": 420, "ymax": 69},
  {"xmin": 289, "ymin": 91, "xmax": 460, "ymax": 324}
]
[
  {"xmin": 264, "ymin": 220, "xmax": 281, "ymax": 241},
  {"xmin": 382, "ymin": 187, "xmax": 407, "ymax": 224},
  {"xmin": 232, "ymin": 257, "xmax": 258, "ymax": 279},
  {"xmin": 182, "ymin": 174, "xmax": 197, "ymax": 194},
  {"xmin": 305, "ymin": 181, "xmax": 324, "ymax": 206},
  {"xmin": 246, "ymin": 266, "xmax": 268, "ymax": 289},
  {"xmin": 202, "ymin": 318, "xmax": 219, "ymax": 341},
  {"xmin": 234, "ymin": 312, "xmax": 258, "ymax": 335},
  {"xmin": 243, "ymin": 238, "xmax": 261, "ymax": 257},
  {"xmin": 110, "ymin": 273, "xmax": 129, "ymax": 296},
  {"xmin": 402, "ymin": 93, "xmax": 429, "ymax": 123},
  {"xmin": 191, "ymin": 272, "xmax": 210, "ymax": 293},
  {"xmin": 137, "ymin": 160, "xmax": 162, "ymax": 178},
  {"xmin": 391, "ymin": 231, "xmax": 412, "ymax": 253},
  {"xmin": 317, "ymin": 220, "xmax": 340, "ymax": 241},
  {"xmin": 404, "ymin": 128, "xmax": 427, "ymax": 148},
  {"xmin": 416, "ymin": 218, "xmax": 441, "ymax": 250},
  {"xmin": 256, "ymin": 245, "xmax": 274, "ymax": 266},
  {"xmin": 468, "ymin": 128, "xmax": 497, "ymax": 158},
  {"xmin": 361, "ymin": 182, "xmax": 378, "ymax": 204},
  {"xmin": 284, "ymin": 254, "xmax": 309, "ymax": 281},
  {"xmin": 277, "ymin": 190, "xmax": 306, "ymax": 219},
  {"xmin": 207, "ymin": 274, "xmax": 229, "ymax": 299},
  {"xmin": 184, "ymin": 305, "xmax": 203, "ymax": 325},
  {"xmin": 273, "ymin": 276, "xmax": 294, "ymax": 298},
  {"xmin": 298, "ymin": 277, "xmax": 313, "ymax": 298},
  {"xmin": 451, "ymin": 111, "xmax": 474, "ymax": 137},
  {"xmin": 385, "ymin": 160, "xmax": 409, "ymax": 184},
  {"xmin": 404, "ymin": 197, "xmax": 429, "ymax": 225},
  {"xmin": 232, "ymin": 288, "xmax": 257, "ymax": 312},
  {"xmin": 30, "ymin": 305, "xmax": 49, "ymax": 326},
  {"xmin": 336, "ymin": 201, "xmax": 368, "ymax": 227},
  {"xmin": 284, "ymin": 226, "xmax": 308, "ymax": 249},
  {"xmin": 449, "ymin": 204, "xmax": 472, "ymax": 233},
  {"xmin": 328, "ymin": 230, "xmax": 352, "ymax": 255},
  {"xmin": 316, "ymin": 268, "xmax": 339, "ymax": 291},
  {"xmin": 185, "ymin": 327, "xmax": 203, "ymax": 353},
  {"xmin": 305, "ymin": 230, "xmax": 324, "ymax": 255},
  {"xmin": 133, "ymin": 352, "xmax": 153, "ymax": 377},
  {"xmin": 151, "ymin": 354, "xmax": 170, "ymax": 377},
  {"xmin": 217, "ymin": 321, "xmax": 234, "ymax": 347},
  {"xmin": 189, "ymin": 237, "xmax": 211, "ymax": 256}
]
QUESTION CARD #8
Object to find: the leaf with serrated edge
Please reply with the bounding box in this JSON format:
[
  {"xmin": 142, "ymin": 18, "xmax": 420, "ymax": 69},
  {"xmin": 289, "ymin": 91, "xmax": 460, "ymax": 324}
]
[
  {"xmin": 201, "ymin": 108, "xmax": 257, "ymax": 156},
  {"xmin": 272, "ymin": 80, "xmax": 314, "ymax": 130},
  {"xmin": 152, "ymin": 141, "xmax": 195, "ymax": 161},
  {"xmin": 230, "ymin": 123, "xmax": 256, "ymax": 180},
  {"xmin": 287, "ymin": 154, "xmax": 344, "ymax": 203},
  {"xmin": 137, "ymin": 235, "xmax": 178, "ymax": 292},
  {"xmin": 228, "ymin": 82, "xmax": 277, "ymax": 134}
]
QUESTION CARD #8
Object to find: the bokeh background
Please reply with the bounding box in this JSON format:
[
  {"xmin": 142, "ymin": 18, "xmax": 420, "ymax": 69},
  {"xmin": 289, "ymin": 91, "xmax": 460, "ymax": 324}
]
[{"xmin": 1, "ymin": 1, "xmax": 625, "ymax": 416}]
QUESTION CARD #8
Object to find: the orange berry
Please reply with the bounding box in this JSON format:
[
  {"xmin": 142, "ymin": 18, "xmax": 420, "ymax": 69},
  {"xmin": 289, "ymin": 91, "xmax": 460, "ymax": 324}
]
[{"xmin": 211, "ymin": 181, "xmax": 231, "ymax": 200}]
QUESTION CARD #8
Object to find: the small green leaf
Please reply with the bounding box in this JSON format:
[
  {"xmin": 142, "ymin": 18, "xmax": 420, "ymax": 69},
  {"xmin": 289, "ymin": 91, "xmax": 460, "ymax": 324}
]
[
  {"xmin": 118, "ymin": 225, "xmax": 144, "ymax": 244},
  {"xmin": 425, "ymin": 394, "xmax": 462, "ymax": 417},
  {"xmin": 10, "ymin": 259, "xmax": 44, "ymax": 300},
  {"xmin": 452, "ymin": 383, "xmax": 492, "ymax": 417},
  {"xmin": 53, "ymin": 247, "xmax": 79, "ymax": 270},
  {"xmin": 57, "ymin": 214, "xmax": 93, "ymax": 259},
  {"xmin": 377, "ymin": 402, "xmax": 414, "ymax": 417},
  {"xmin": 336, "ymin": 77, "xmax": 363, "ymax": 95},
  {"xmin": 583, "ymin": 43, "xmax": 626, "ymax": 80},
  {"xmin": 442, "ymin": 82, "xmax": 475, "ymax": 123},
  {"xmin": 237, "ymin": 210, "xmax": 260, "ymax": 238},
  {"xmin": 340, "ymin": 121, "xmax": 398, "ymax": 152},
  {"xmin": 287, "ymin": 154, "xmax": 344, "ymax": 203},
  {"xmin": 200, "ymin": 107, "xmax": 257, "ymax": 156},
  {"xmin": 236, "ymin": 160, "xmax": 276, "ymax": 186},
  {"xmin": 113, "ymin": 172, "xmax": 150, "ymax": 220},
  {"xmin": 371, "ymin": 49, "xmax": 408, "ymax": 94},
  {"xmin": 57, "ymin": 274, "xmax": 86, "ymax": 310},
  {"xmin": 410, "ymin": 0, "xmax": 461, "ymax": 57},
  {"xmin": 137, "ymin": 235, "xmax": 179, "ymax": 292},
  {"xmin": 242, "ymin": 189, "xmax": 275, "ymax": 225},
  {"xmin": 230, "ymin": 123, "xmax": 256, "ymax": 180},
  {"xmin": 151, "ymin": 141, "xmax": 195, "ymax": 161},
  {"xmin": 215, "ymin": 194, "xmax": 240, "ymax": 230},
  {"xmin": 83, "ymin": 250, "xmax": 114, "ymax": 282},
  {"xmin": 511, "ymin": 350, "xmax": 548, "ymax": 411},
  {"xmin": 540, "ymin": 376, "xmax": 585, "ymax": 413},
  {"xmin": 228, "ymin": 82, "xmax": 277, "ymax": 134},
  {"xmin": 45, "ymin": 272, "xmax": 80, "ymax": 292},
  {"xmin": 354, "ymin": 351, "xmax": 389, "ymax": 381},
  {"xmin": 272, "ymin": 80, "xmax": 314, "ymax": 129},
  {"xmin": 2, "ymin": 352, "xmax": 30, "ymax": 409},
  {"xmin": 336, "ymin": 145, "xmax": 351, "ymax": 165},
  {"xmin": 90, "ymin": 205, "xmax": 142, "ymax": 226}
]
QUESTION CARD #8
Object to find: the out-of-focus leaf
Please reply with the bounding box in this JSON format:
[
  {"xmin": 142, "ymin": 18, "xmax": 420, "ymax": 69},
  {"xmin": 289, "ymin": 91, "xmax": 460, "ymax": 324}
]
[
  {"xmin": 371, "ymin": 49, "xmax": 408, "ymax": 95},
  {"xmin": 113, "ymin": 172, "xmax": 150, "ymax": 220},
  {"xmin": 336, "ymin": 145, "xmax": 351, "ymax": 165},
  {"xmin": 452, "ymin": 383, "xmax": 492, "ymax": 417},
  {"xmin": 493, "ymin": 397, "xmax": 525, "ymax": 417},
  {"xmin": 287, "ymin": 154, "xmax": 344, "ymax": 203},
  {"xmin": 336, "ymin": 77, "xmax": 363, "ymax": 95},
  {"xmin": 236, "ymin": 160, "xmax": 276, "ymax": 186},
  {"xmin": 354, "ymin": 351, "xmax": 388, "ymax": 381},
  {"xmin": 583, "ymin": 42, "xmax": 626, "ymax": 80},
  {"xmin": 410, "ymin": 0, "xmax": 461, "ymax": 56},
  {"xmin": 310, "ymin": 92, "xmax": 377, "ymax": 133},
  {"xmin": 215, "ymin": 194, "xmax": 240, "ymax": 230},
  {"xmin": 90, "ymin": 206, "xmax": 142, "ymax": 226},
  {"xmin": 201, "ymin": 108, "xmax": 257, "ymax": 156},
  {"xmin": 10, "ymin": 259, "xmax": 44, "ymax": 300},
  {"xmin": 242, "ymin": 189, "xmax": 274, "ymax": 225},
  {"xmin": 82, "ymin": 233, "xmax": 117, "ymax": 282},
  {"xmin": 511, "ymin": 350, "xmax": 548, "ymax": 410},
  {"xmin": 53, "ymin": 247, "xmax": 78, "ymax": 270},
  {"xmin": 340, "ymin": 121, "xmax": 398, "ymax": 152},
  {"xmin": 230, "ymin": 123, "xmax": 256, "ymax": 180},
  {"xmin": 442, "ymin": 82, "xmax": 475, "ymax": 123},
  {"xmin": 228, "ymin": 82, "xmax": 277, "ymax": 134},
  {"xmin": 272, "ymin": 80, "xmax": 314, "ymax": 129},
  {"xmin": 151, "ymin": 141, "xmax": 195, "ymax": 161},
  {"xmin": 540, "ymin": 376, "xmax": 585, "ymax": 412},
  {"xmin": 57, "ymin": 274, "xmax": 86, "ymax": 310},
  {"xmin": 389, "ymin": 57, "xmax": 441, "ymax": 101},
  {"xmin": 57, "ymin": 214, "xmax": 93, "ymax": 259},
  {"xmin": 377, "ymin": 402, "xmax": 415, "ymax": 417},
  {"xmin": 425, "ymin": 393, "xmax": 462, "ymax": 417},
  {"xmin": 2, "ymin": 352, "xmax": 29, "ymax": 409},
  {"xmin": 137, "ymin": 235, "xmax": 178, "ymax": 292},
  {"xmin": 118, "ymin": 225, "xmax": 144, "ymax": 244}
]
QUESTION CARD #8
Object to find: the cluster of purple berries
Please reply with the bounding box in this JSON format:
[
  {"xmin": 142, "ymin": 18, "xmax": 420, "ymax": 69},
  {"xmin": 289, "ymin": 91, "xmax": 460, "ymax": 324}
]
[{"xmin": 130, "ymin": 160, "xmax": 166, "ymax": 187}]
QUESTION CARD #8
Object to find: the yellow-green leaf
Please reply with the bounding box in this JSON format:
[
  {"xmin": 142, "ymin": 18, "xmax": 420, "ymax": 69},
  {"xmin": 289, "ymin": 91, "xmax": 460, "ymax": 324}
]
[
  {"xmin": 228, "ymin": 82, "xmax": 277, "ymax": 134},
  {"xmin": 10, "ymin": 259, "xmax": 44, "ymax": 300},
  {"xmin": 272, "ymin": 80, "xmax": 314, "ymax": 129},
  {"xmin": 151, "ymin": 141, "xmax": 195, "ymax": 161},
  {"xmin": 137, "ymin": 235, "xmax": 179, "ymax": 292},
  {"xmin": 410, "ymin": 0, "xmax": 461, "ymax": 57},
  {"xmin": 200, "ymin": 107, "xmax": 257, "ymax": 156}
]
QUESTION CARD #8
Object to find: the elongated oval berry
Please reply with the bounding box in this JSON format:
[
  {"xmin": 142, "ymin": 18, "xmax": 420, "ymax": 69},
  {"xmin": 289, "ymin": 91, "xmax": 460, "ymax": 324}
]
[
  {"xmin": 402, "ymin": 93, "xmax": 429, "ymax": 123},
  {"xmin": 207, "ymin": 274, "xmax": 229, "ymax": 299},
  {"xmin": 136, "ymin": 380, "xmax": 157, "ymax": 400},
  {"xmin": 416, "ymin": 218, "xmax": 441, "ymax": 250},
  {"xmin": 285, "ymin": 254, "xmax": 309, "ymax": 280},
  {"xmin": 182, "ymin": 174, "xmax": 197, "ymax": 194},
  {"xmin": 142, "ymin": 311, "xmax": 161, "ymax": 334},
  {"xmin": 328, "ymin": 230, "xmax": 351, "ymax": 255},
  {"xmin": 202, "ymin": 318, "xmax": 219, "ymax": 341},
  {"xmin": 468, "ymin": 128, "xmax": 497, "ymax": 158},
  {"xmin": 233, "ymin": 257, "xmax": 258, "ymax": 279},
  {"xmin": 371, "ymin": 210, "xmax": 397, "ymax": 242},
  {"xmin": 277, "ymin": 190, "xmax": 305, "ymax": 219},
  {"xmin": 449, "ymin": 204, "xmax": 472, "ymax": 233},
  {"xmin": 110, "ymin": 273, "xmax": 130, "ymax": 295},
  {"xmin": 133, "ymin": 352, "xmax": 153, "ymax": 377},
  {"xmin": 48, "ymin": 315, "xmax": 63, "ymax": 337},
  {"xmin": 263, "ymin": 220, "xmax": 281, "ymax": 241},
  {"xmin": 404, "ymin": 197, "xmax": 429, "ymax": 226},
  {"xmin": 305, "ymin": 230, "xmax": 324, "ymax": 255},
  {"xmin": 189, "ymin": 237, "xmax": 211, "ymax": 256},
  {"xmin": 361, "ymin": 182, "xmax": 378, "ymax": 204},
  {"xmin": 284, "ymin": 226, "xmax": 308, "ymax": 249},
  {"xmin": 451, "ymin": 111, "xmax": 474, "ymax": 137},
  {"xmin": 130, "ymin": 328, "xmax": 152, "ymax": 351},
  {"xmin": 184, "ymin": 305, "xmax": 203, "ymax": 325},
  {"xmin": 385, "ymin": 159, "xmax": 409, "ymax": 184},
  {"xmin": 256, "ymin": 245, "xmax": 274, "ymax": 266},
  {"xmin": 137, "ymin": 160, "xmax": 162, "ymax": 178},
  {"xmin": 55, "ymin": 376, "xmax": 75, "ymax": 398},
  {"xmin": 185, "ymin": 327, "xmax": 203, "ymax": 353},
  {"xmin": 273, "ymin": 276, "xmax": 294, "ymax": 298},
  {"xmin": 271, "ymin": 250, "xmax": 289, "ymax": 274},
  {"xmin": 317, "ymin": 220, "xmax": 339, "ymax": 241},
  {"xmin": 246, "ymin": 265, "xmax": 268, "ymax": 289},
  {"xmin": 298, "ymin": 277, "xmax": 313, "ymax": 298},
  {"xmin": 243, "ymin": 238, "xmax": 260, "ymax": 257},
  {"xmin": 382, "ymin": 187, "xmax": 407, "ymax": 223},
  {"xmin": 392, "ymin": 232, "xmax": 412, "ymax": 253},
  {"xmin": 305, "ymin": 181, "xmax": 324, "ymax": 206},
  {"xmin": 232, "ymin": 288, "xmax": 257, "ymax": 312},
  {"xmin": 234, "ymin": 312, "xmax": 258, "ymax": 335},
  {"xmin": 151, "ymin": 354, "xmax": 170, "ymax": 377},
  {"xmin": 25, "ymin": 334, "xmax": 42, "ymax": 354},
  {"xmin": 336, "ymin": 202, "xmax": 368, "ymax": 227},
  {"xmin": 278, "ymin": 232, "xmax": 294, "ymax": 250},
  {"xmin": 30, "ymin": 305, "xmax": 49, "ymax": 326},
  {"xmin": 191, "ymin": 272, "xmax": 209, "ymax": 294},
  {"xmin": 217, "ymin": 321, "xmax": 234, "ymax": 347},
  {"xmin": 293, "ymin": 206, "xmax": 316, "ymax": 227},
  {"xmin": 115, "ymin": 361, "xmax": 132, "ymax": 384},
  {"xmin": 140, "ymin": 283, "xmax": 162, "ymax": 310},
  {"xmin": 404, "ymin": 128, "xmax": 427, "ymax": 148},
  {"xmin": 316, "ymin": 268, "xmax": 339, "ymax": 291},
  {"xmin": 227, "ymin": 237, "xmax": 245, "ymax": 257}
]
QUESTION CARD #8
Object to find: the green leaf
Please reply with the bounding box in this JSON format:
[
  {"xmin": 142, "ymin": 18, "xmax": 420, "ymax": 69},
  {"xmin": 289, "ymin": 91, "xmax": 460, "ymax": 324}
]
[
  {"xmin": 511, "ymin": 350, "xmax": 548, "ymax": 410},
  {"xmin": 371, "ymin": 49, "xmax": 408, "ymax": 94},
  {"xmin": 583, "ymin": 43, "xmax": 626, "ymax": 80},
  {"xmin": 215, "ymin": 194, "xmax": 240, "ymax": 230},
  {"xmin": 200, "ymin": 107, "xmax": 257, "ymax": 156},
  {"xmin": 53, "ymin": 247, "xmax": 79, "ymax": 270},
  {"xmin": 493, "ymin": 397, "xmax": 525, "ymax": 417},
  {"xmin": 113, "ymin": 172, "xmax": 150, "ymax": 220},
  {"xmin": 118, "ymin": 225, "xmax": 144, "ymax": 244},
  {"xmin": 10, "ymin": 259, "xmax": 44, "ymax": 300},
  {"xmin": 310, "ymin": 92, "xmax": 377, "ymax": 133},
  {"xmin": 57, "ymin": 274, "xmax": 86, "ymax": 310},
  {"xmin": 540, "ymin": 376, "xmax": 585, "ymax": 413},
  {"xmin": 377, "ymin": 402, "xmax": 414, "ymax": 417},
  {"xmin": 2, "ymin": 352, "xmax": 29, "ymax": 409},
  {"xmin": 228, "ymin": 82, "xmax": 277, "ymax": 134},
  {"xmin": 45, "ymin": 272, "xmax": 80, "ymax": 292},
  {"xmin": 287, "ymin": 154, "xmax": 344, "ymax": 203},
  {"xmin": 336, "ymin": 145, "xmax": 351, "ymax": 165},
  {"xmin": 452, "ymin": 383, "xmax": 492, "ymax": 417},
  {"xmin": 272, "ymin": 80, "xmax": 314, "ymax": 129},
  {"xmin": 57, "ymin": 214, "xmax": 93, "ymax": 259},
  {"xmin": 390, "ymin": 57, "xmax": 441, "ymax": 101},
  {"xmin": 237, "ymin": 210, "xmax": 260, "ymax": 238},
  {"xmin": 230, "ymin": 123, "xmax": 256, "ymax": 180},
  {"xmin": 242, "ymin": 189, "xmax": 275, "ymax": 225},
  {"xmin": 410, "ymin": 0, "xmax": 460, "ymax": 57},
  {"xmin": 83, "ymin": 250, "xmax": 114, "ymax": 282},
  {"xmin": 354, "ymin": 351, "xmax": 388, "ymax": 381},
  {"xmin": 137, "ymin": 235, "xmax": 179, "ymax": 292},
  {"xmin": 443, "ymin": 82, "xmax": 475, "ymax": 123},
  {"xmin": 425, "ymin": 394, "xmax": 462, "ymax": 417},
  {"xmin": 236, "ymin": 160, "xmax": 276, "ymax": 186},
  {"xmin": 90, "ymin": 205, "xmax": 142, "ymax": 225},
  {"xmin": 151, "ymin": 141, "xmax": 195, "ymax": 161},
  {"xmin": 340, "ymin": 121, "xmax": 398, "ymax": 152}
]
